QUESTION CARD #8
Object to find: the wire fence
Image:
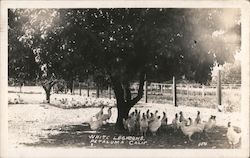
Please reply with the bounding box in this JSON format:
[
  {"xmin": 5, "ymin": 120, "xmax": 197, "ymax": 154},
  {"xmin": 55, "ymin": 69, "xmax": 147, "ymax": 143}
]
[{"xmin": 8, "ymin": 80, "xmax": 241, "ymax": 112}]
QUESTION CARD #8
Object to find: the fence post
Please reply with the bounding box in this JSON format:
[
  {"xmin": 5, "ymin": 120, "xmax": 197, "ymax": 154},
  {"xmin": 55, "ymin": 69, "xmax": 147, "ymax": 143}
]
[
  {"xmin": 79, "ymin": 82, "xmax": 82, "ymax": 96},
  {"xmin": 144, "ymin": 80, "xmax": 148, "ymax": 103},
  {"xmin": 150, "ymin": 83, "xmax": 152, "ymax": 95},
  {"xmin": 161, "ymin": 84, "xmax": 163, "ymax": 94},
  {"xmin": 202, "ymin": 84, "xmax": 205, "ymax": 97},
  {"xmin": 217, "ymin": 70, "xmax": 222, "ymax": 107},
  {"xmin": 19, "ymin": 83, "xmax": 24, "ymax": 93},
  {"xmin": 64, "ymin": 83, "xmax": 67, "ymax": 94},
  {"xmin": 108, "ymin": 85, "xmax": 112, "ymax": 99},
  {"xmin": 96, "ymin": 84, "xmax": 100, "ymax": 98},
  {"xmin": 87, "ymin": 82, "xmax": 90, "ymax": 97},
  {"xmin": 72, "ymin": 80, "xmax": 75, "ymax": 95},
  {"xmin": 173, "ymin": 76, "xmax": 177, "ymax": 107}
]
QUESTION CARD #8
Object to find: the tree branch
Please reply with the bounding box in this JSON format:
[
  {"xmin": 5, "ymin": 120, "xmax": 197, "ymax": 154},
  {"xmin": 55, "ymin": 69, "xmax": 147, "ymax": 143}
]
[
  {"xmin": 130, "ymin": 70, "xmax": 146, "ymax": 106},
  {"xmin": 110, "ymin": 76, "xmax": 124, "ymax": 104},
  {"xmin": 123, "ymin": 82, "xmax": 131, "ymax": 103},
  {"xmin": 41, "ymin": 79, "xmax": 58, "ymax": 91}
]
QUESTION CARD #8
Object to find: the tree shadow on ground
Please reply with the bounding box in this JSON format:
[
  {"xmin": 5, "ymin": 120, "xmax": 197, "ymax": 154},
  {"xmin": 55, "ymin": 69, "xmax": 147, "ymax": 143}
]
[{"xmin": 23, "ymin": 123, "xmax": 241, "ymax": 149}]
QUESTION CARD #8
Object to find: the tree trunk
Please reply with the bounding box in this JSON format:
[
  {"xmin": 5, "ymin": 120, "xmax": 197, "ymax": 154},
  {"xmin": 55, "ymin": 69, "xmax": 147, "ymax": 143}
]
[
  {"xmin": 19, "ymin": 82, "xmax": 24, "ymax": 93},
  {"xmin": 42, "ymin": 79, "xmax": 57, "ymax": 104},
  {"xmin": 42, "ymin": 85, "xmax": 52, "ymax": 103},
  {"xmin": 45, "ymin": 89, "xmax": 51, "ymax": 103},
  {"xmin": 111, "ymin": 71, "xmax": 146, "ymax": 130},
  {"xmin": 67, "ymin": 79, "xmax": 74, "ymax": 94},
  {"xmin": 116, "ymin": 102, "xmax": 131, "ymax": 129}
]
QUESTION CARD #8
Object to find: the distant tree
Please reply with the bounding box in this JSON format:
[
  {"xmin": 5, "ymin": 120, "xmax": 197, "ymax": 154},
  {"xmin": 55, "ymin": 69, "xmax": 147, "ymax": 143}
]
[
  {"xmin": 222, "ymin": 61, "xmax": 241, "ymax": 84},
  {"xmin": 212, "ymin": 60, "xmax": 241, "ymax": 84},
  {"xmin": 8, "ymin": 9, "xmax": 64, "ymax": 102},
  {"xmin": 8, "ymin": 9, "xmax": 39, "ymax": 90}
]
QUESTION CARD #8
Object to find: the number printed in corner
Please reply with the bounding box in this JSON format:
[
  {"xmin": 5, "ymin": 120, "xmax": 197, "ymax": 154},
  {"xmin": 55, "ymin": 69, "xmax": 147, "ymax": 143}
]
[{"xmin": 198, "ymin": 142, "xmax": 208, "ymax": 147}]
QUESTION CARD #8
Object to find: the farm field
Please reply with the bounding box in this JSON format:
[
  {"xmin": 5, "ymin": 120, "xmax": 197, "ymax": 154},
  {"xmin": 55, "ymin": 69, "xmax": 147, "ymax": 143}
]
[{"xmin": 8, "ymin": 92, "xmax": 241, "ymax": 149}]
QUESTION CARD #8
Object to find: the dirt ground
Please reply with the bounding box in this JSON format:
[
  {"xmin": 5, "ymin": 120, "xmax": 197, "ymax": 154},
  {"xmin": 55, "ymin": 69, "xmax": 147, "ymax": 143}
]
[{"xmin": 8, "ymin": 101, "xmax": 241, "ymax": 149}]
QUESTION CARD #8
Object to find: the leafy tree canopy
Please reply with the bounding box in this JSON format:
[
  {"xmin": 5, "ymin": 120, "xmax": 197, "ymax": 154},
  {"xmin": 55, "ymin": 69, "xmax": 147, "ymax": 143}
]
[
  {"xmin": 8, "ymin": 8, "xmax": 241, "ymax": 124},
  {"xmin": 9, "ymin": 8, "xmax": 240, "ymax": 84}
]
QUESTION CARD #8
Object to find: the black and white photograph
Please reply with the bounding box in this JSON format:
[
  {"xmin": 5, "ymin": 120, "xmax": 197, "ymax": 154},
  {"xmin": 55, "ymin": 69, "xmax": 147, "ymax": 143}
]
[{"xmin": 0, "ymin": 0, "xmax": 249, "ymax": 158}]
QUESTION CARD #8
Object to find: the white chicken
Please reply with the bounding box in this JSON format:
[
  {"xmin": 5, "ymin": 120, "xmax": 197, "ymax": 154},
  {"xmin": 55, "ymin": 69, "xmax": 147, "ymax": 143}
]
[
  {"xmin": 161, "ymin": 112, "xmax": 168, "ymax": 126},
  {"xmin": 227, "ymin": 122, "xmax": 241, "ymax": 148},
  {"xmin": 172, "ymin": 113, "xmax": 179, "ymax": 130},
  {"xmin": 87, "ymin": 116, "xmax": 103, "ymax": 130},
  {"xmin": 134, "ymin": 108, "xmax": 138, "ymax": 115},
  {"xmin": 85, "ymin": 106, "xmax": 107, "ymax": 130},
  {"xmin": 69, "ymin": 98, "xmax": 78, "ymax": 107},
  {"xmin": 14, "ymin": 98, "xmax": 19, "ymax": 104},
  {"xmin": 17, "ymin": 94, "xmax": 24, "ymax": 103},
  {"xmin": 148, "ymin": 112, "xmax": 155, "ymax": 123},
  {"xmin": 123, "ymin": 116, "xmax": 136, "ymax": 134},
  {"xmin": 154, "ymin": 110, "xmax": 159, "ymax": 119},
  {"xmin": 135, "ymin": 110, "xmax": 141, "ymax": 134},
  {"xmin": 146, "ymin": 109, "xmax": 150, "ymax": 119},
  {"xmin": 194, "ymin": 111, "xmax": 201, "ymax": 125},
  {"xmin": 190, "ymin": 115, "xmax": 216, "ymax": 139},
  {"xmin": 101, "ymin": 107, "xmax": 112, "ymax": 124},
  {"xmin": 204, "ymin": 115, "xmax": 216, "ymax": 132},
  {"xmin": 8, "ymin": 98, "xmax": 13, "ymax": 104},
  {"xmin": 60, "ymin": 98, "xmax": 68, "ymax": 104},
  {"xmin": 95, "ymin": 106, "xmax": 104, "ymax": 120},
  {"xmin": 179, "ymin": 111, "xmax": 188, "ymax": 125},
  {"xmin": 148, "ymin": 116, "xmax": 161, "ymax": 136},
  {"xmin": 179, "ymin": 120, "xmax": 204, "ymax": 141},
  {"xmin": 187, "ymin": 117, "xmax": 193, "ymax": 126},
  {"xmin": 139, "ymin": 113, "xmax": 148, "ymax": 137}
]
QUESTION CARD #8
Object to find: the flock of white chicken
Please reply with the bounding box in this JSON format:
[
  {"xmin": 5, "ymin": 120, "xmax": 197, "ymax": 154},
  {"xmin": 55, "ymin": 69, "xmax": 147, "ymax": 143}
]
[
  {"xmin": 8, "ymin": 93, "xmax": 241, "ymax": 148},
  {"xmin": 122, "ymin": 109, "xmax": 217, "ymax": 140},
  {"xmin": 52, "ymin": 96, "xmax": 116, "ymax": 108},
  {"xmin": 86, "ymin": 107, "xmax": 241, "ymax": 148},
  {"xmin": 85, "ymin": 106, "xmax": 113, "ymax": 130},
  {"xmin": 8, "ymin": 94, "xmax": 24, "ymax": 104}
]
